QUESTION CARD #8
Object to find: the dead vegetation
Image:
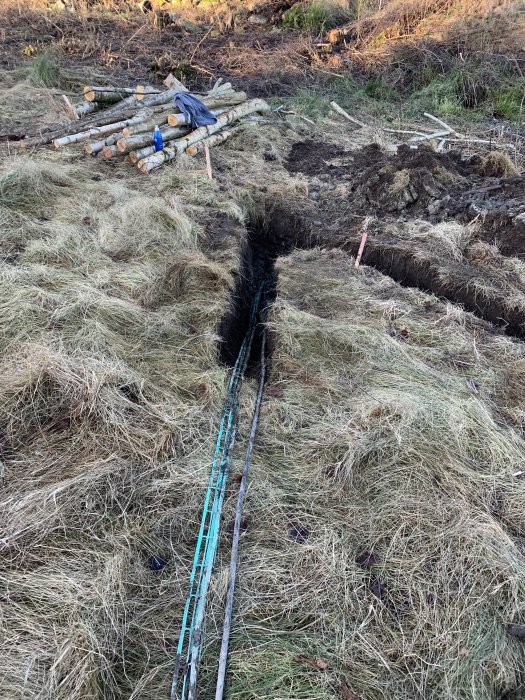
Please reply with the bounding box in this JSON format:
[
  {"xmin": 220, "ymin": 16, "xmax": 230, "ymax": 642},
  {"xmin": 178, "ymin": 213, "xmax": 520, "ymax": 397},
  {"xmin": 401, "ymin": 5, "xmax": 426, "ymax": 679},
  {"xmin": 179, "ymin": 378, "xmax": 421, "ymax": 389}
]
[{"xmin": 3, "ymin": 2, "xmax": 525, "ymax": 699}]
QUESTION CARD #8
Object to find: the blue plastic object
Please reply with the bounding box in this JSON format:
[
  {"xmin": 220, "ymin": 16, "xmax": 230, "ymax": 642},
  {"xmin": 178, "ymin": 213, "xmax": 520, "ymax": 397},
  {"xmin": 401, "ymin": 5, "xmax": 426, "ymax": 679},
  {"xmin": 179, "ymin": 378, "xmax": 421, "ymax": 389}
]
[
  {"xmin": 153, "ymin": 125, "xmax": 164, "ymax": 151},
  {"xmin": 173, "ymin": 92, "xmax": 217, "ymax": 130}
]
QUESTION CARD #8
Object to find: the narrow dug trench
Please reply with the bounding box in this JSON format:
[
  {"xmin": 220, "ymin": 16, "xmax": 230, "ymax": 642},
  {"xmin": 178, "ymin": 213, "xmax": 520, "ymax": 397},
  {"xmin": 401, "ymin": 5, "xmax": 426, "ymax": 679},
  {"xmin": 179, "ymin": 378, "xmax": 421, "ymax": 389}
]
[
  {"xmin": 217, "ymin": 209, "xmax": 317, "ymax": 374},
  {"xmin": 346, "ymin": 233, "xmax": 525, "ymax": 340}
]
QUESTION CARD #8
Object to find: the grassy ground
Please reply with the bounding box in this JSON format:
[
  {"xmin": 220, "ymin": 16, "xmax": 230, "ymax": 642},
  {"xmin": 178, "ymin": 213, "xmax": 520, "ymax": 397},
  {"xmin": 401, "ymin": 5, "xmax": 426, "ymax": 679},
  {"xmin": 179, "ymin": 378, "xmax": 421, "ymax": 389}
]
[{"xmin": 2, "ymin": 2, "xmax": 525, "ymax": 699}]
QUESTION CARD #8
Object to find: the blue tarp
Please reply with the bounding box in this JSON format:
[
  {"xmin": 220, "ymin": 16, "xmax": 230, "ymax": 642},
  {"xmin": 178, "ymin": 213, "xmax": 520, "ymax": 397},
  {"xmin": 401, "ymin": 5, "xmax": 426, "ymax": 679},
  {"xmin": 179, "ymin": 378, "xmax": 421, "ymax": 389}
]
[{"xmin": 173, "ymin": 92, "xmax": 217, "ymax": 129}]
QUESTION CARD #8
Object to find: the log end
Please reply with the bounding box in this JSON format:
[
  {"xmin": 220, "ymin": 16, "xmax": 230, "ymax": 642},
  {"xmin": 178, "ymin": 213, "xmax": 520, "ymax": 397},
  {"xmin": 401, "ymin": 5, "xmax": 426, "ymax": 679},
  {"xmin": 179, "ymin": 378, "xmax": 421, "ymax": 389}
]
[
  {"xmin": 186, "ymin": 146, "xmax": 198, "ymax": 156},
  {"xmin": 84, "ymin": 88, "xmax": 96, "ymax": 102},
  {"xmin": 116, "ymin": 139, "xmax": 127, "ymax": 153},
  {"xmin": 129, "ymin": 152, "xmax": 139, "ymax": 164},
  {"xmin": 102, "ymin": 146, "xmax": 115, "ymax": 158}
]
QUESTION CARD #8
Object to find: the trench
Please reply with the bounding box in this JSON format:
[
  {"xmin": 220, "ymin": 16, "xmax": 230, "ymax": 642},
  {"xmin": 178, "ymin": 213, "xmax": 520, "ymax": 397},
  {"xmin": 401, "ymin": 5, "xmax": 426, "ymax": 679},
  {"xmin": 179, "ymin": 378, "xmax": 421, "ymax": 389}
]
[
  {"xmin": 217, "ymin": 211, "xmax": 316, "ymax": 374},
  {"xmin": 353, "ymin": 236, "xmax": 525, "ymax": 340}
]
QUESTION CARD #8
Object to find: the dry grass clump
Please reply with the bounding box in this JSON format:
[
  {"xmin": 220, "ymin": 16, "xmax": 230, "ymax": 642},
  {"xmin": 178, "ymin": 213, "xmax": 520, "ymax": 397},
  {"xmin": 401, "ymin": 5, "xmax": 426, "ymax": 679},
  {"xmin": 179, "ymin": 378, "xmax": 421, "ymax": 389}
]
[{"xmin": 0, "ymin": 156, "xmax": 74, "ymax": 212}]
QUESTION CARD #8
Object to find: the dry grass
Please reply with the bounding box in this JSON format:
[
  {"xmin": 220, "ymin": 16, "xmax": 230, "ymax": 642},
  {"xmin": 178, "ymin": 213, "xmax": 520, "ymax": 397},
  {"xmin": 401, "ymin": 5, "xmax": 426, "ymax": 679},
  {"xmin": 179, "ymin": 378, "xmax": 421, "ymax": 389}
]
[{"xmin": 3, "ymin": 70, "xmax": 525, "ymax": 700}]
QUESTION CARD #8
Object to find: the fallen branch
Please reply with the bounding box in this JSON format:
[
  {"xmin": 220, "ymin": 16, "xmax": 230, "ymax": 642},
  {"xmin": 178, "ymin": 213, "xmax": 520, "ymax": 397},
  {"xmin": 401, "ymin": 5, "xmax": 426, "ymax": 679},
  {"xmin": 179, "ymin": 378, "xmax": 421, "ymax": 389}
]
[
  {"xmin": 409, "ymin": 129, "xmax": 452, "ymax": 143},
  {"xmin": 329, "ymin": 101, "xmax": 367, "ymax": 129},
  {"xmin": 423, "ymin": 112, "xmax": 460, "ymax": 136}
]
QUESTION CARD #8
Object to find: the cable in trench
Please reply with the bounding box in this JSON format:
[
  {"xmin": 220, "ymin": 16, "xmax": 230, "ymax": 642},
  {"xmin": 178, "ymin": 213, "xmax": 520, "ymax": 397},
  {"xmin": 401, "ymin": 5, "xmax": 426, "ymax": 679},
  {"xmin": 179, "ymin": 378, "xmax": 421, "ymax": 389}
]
[{"xmin": 171, "ymin": 286, "xmax": 267, "ymax": 700}]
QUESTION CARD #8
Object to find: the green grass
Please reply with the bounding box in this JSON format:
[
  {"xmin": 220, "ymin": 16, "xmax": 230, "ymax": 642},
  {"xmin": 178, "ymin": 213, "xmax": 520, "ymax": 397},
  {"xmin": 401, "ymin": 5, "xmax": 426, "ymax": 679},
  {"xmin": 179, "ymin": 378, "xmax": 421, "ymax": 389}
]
[
  {"xmin": 27, "ymin": 50, "xmax": 62, "ymax": 88},
  {"xmin": 282, "ymin": 0, "xmax": 350, "ymax": 32}
]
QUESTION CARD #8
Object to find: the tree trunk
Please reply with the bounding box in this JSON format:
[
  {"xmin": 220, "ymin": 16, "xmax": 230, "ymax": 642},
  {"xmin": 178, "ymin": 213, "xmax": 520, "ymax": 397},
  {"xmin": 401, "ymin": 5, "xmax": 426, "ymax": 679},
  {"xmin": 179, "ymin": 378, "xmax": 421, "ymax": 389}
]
[
  {"xmin": 84, "ymin": 86, "xmax": 136, "ymax": 103},
  {"xmin": 138, "ymin": 99, "xmax": 269, "ymax": 173}
]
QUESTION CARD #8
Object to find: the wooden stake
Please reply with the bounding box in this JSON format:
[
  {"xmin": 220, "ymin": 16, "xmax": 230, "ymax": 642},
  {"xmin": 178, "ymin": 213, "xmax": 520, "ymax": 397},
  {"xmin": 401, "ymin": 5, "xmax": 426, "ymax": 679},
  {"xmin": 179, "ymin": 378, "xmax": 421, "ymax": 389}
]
[
  {"xmin": 204, "ymin": 143, "xmax": 212, "ymax": 180},
  {"xmin": 355, "ymin": 217, "xmax": 372, "ymax": 269}
]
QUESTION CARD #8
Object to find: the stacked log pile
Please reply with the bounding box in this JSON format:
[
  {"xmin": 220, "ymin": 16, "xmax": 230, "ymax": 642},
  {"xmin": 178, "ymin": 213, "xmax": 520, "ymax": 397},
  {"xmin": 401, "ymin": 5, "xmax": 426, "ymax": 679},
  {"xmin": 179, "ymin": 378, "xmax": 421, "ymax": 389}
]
[{"xmin": 28, "ymin": 77, "xmax": 270, "ymax": 174}]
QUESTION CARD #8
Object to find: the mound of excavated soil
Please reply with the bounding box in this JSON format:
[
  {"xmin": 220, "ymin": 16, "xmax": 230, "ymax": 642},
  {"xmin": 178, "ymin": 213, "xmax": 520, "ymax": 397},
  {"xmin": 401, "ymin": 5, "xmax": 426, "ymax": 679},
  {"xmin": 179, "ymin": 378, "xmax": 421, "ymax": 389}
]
[{"xmin": 286, "ymin": 139, "xmax": 525, "ymax": 258}]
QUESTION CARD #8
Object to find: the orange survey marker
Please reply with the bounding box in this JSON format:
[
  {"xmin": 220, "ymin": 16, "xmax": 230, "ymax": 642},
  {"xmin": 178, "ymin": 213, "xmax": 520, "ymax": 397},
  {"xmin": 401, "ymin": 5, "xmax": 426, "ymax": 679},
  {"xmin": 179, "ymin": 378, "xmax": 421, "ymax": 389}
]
[{"xmin": 354, "ymin": 216, "xmax": 372, "ymax": 268}]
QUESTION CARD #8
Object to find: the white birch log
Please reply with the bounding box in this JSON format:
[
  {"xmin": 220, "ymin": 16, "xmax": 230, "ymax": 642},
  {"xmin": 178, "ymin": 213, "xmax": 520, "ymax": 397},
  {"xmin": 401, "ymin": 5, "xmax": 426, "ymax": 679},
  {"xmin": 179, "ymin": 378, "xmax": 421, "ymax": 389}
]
[
  {"xmin": 186, "ymin": 128, "xmax": 238, "ymax": 155},
  {"xmin": 75, "ymin": 100, "xmax": 99, "ymax": 118},
  {"xmin": 102, "ymin": 144, "xmax": 120, "ymax": 158},
  {"xmin": 138, "ymin": 99, "xmax": 269, "ymax": 173},
  {"xmin": 122, "ymin": 110, "xmax": 172, "ymax": 137},
  {"xmin": 166, "ymin": 92, "xmax": 247, "ymax": 126},
  {"xmin": 130, "ymin": 138, "xmax": 180, "ymax": 163},
  {"xmin": 84, "ymin": 132, "xmax": 120, "ymax": 155},
  {"xmin": 117, "ymin": 125, "xmax": 189, "ymax": 153},
  {"xmin": 136, "ymin": 85, "xmax": 161, "ymax": 100},
  {"xmin": 53, "ymin": 113, "xmax": 148, "ymax": 148}
]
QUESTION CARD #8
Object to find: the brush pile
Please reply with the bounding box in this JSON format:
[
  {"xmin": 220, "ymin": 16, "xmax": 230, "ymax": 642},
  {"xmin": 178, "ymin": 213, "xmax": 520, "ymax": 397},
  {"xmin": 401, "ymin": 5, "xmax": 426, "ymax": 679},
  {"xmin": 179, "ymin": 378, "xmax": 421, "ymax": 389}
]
[{"xmin": 30, "ymin": 77, "xmax": 270, "ymax": 173}]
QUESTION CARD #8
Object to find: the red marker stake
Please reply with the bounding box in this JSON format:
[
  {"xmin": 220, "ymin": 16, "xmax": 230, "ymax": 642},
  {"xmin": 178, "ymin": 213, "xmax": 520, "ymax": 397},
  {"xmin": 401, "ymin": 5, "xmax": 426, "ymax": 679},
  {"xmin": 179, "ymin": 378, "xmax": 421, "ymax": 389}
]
[{"xmin": 354, "ymin": 217, "xmax": 371, "ymax": 269}]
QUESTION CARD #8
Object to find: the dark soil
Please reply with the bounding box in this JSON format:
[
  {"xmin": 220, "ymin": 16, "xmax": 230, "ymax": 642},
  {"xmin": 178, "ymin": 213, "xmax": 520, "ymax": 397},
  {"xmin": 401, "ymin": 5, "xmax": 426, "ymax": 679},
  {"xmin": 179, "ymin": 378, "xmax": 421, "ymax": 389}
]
[
  {"xmin": 285, "ymin": 139, "xmax": 525, "ymax": 261},
  {"xmin": 285, "ymin": 140, "xmax": 352, "ymax": 177},
  {"xmin": 0, "ymin": 6, "xmax": 311, "ymax": 97},
  {"xmin": 282, "ymin": 139, "xmax": 525, "ymax": 339},
  {"xmin": 440, "ymin": 177, "xmax": 525, "ymax": 259}
]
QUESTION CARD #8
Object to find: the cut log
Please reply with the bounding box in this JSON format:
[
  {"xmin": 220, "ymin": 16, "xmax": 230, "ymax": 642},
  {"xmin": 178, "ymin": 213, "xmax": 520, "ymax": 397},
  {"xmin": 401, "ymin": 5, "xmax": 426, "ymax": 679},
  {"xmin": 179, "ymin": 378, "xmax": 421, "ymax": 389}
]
[
  {"xmin": 84, "ymin": 86, "xmax": 137, "ymax": 103},
  {"xmin": 130, "ymin": 138, "xmax": 180, "ymax": 163},
  {"xmin": 102, "ymin": 144, "xmax": 120, "ymax": 158},
  {"xmin": 117, "ymin": 125, "xmax": 189, "ymax": 154},
  {"xmin": 186, "ymin": 128, "xmax": 238, "ymax": 155},
  {"xmin": 122, "ymin": 110, "xmax": 172, "ymax": 137},
  {"xmin": 138, "ymin": 98, "xmax": 269, "ymax": 173},
  {"xmin": 165, "ymin": 106, "xmax": 230, "ymax": 128},
  {"xmin": 75, "ymin": 100, "xmax": 99, "ymax": 118},
  {"xmin": 136, "ymin": 85, "xmax": 161, "ymax": 100},
  {"xmin": 163, "ymin": 73, "xmax": 190, "ymax": 92},
  {"xmin": 84, "ymin": 132, "xmax": 120, "ymax": 156},
  {"xmin": 166, "ymin": 93, "xmax": 247, "ymax": 126}
]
